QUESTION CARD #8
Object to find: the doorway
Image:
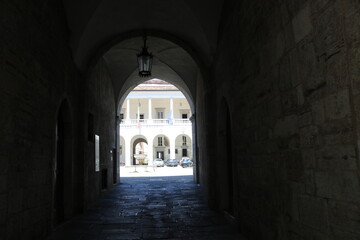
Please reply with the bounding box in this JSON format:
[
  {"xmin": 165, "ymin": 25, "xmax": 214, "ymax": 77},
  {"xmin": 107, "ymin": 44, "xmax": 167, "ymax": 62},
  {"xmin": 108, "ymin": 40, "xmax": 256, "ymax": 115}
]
[
  {"xmin": 54, "ymin": 110, "xmax": 65, "ymax": 225},
  {"xmin": 217, "ymin": 98, "xmax": 234, "ymax": 215},
  {"xmin": 225, "ymin": 107, "xmax": 234, "ymax": 215},
  {"xmin": 157, "ymin": 151, "xmax": 164, "ymax": 160},
  {"xmin": 54, "ymin": 100, "xmax": 73, "ymax": 226}
]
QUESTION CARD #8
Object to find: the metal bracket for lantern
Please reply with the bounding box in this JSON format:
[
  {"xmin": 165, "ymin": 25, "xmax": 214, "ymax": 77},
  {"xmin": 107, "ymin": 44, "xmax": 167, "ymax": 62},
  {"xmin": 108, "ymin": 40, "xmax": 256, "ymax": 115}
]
[{"xmin": 137, "ymin": 35, "xmax": 153, "ymax": 77}]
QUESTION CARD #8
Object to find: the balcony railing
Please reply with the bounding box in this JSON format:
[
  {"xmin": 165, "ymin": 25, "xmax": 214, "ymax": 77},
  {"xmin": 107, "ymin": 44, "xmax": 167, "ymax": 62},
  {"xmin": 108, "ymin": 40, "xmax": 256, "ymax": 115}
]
[{"xmin": 120, "ymin": 118, "xmax": 191, "ymax": 128}]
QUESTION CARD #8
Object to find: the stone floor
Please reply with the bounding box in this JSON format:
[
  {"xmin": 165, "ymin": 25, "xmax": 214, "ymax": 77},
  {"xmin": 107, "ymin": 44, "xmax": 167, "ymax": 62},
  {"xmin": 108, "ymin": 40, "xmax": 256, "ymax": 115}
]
[{"xmin": 47, "ymin": 175, "xmax": 245, "ymax": 240}]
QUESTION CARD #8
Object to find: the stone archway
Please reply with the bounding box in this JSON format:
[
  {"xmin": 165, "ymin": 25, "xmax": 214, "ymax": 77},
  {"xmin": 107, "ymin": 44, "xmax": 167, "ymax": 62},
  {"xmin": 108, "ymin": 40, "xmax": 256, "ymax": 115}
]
[{"xmin": 106, "ymin": 35, "xmax": 202, "ymax": 182}]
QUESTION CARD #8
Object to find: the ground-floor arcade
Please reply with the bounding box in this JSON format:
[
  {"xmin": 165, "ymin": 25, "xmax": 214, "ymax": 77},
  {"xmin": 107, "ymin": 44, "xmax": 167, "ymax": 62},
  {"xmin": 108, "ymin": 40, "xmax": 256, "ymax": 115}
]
[{"xmin": 120, "ymin": 132, "xmax": 193, "ymax": 166}]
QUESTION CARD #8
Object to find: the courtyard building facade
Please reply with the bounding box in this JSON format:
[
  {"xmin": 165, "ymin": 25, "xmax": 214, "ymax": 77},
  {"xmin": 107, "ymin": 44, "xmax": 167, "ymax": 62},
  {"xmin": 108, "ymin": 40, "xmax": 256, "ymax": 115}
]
[{"xmin": 119, "ymin": 80, "xmax": 192, "ymax": 166}]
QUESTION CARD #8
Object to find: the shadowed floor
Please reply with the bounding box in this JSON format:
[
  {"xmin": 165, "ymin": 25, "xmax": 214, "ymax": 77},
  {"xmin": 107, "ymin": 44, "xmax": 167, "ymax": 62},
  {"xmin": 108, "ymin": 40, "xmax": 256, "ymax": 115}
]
[{"xmin": 47, "ymin": 176, "xmax": 245, "ymax": 240}]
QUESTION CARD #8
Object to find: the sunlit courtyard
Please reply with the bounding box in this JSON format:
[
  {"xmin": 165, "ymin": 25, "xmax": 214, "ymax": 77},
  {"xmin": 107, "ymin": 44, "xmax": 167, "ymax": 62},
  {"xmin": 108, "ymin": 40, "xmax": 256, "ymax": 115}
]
[{"xmin": 120, "ymin": 165, "xmax": 194, "ymax": 177}]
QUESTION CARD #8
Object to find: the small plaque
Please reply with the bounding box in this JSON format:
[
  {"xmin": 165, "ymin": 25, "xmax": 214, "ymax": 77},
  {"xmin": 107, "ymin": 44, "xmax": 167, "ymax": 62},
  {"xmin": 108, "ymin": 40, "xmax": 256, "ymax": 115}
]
[{"xmin": 95, "ymin": 135, "xmax": 100, "ymax": 172}]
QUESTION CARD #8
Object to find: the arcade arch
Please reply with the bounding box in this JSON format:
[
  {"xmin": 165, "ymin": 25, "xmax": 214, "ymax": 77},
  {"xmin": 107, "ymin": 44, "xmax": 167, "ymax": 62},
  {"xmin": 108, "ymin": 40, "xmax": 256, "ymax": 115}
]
[
  {"xmin": 128, "ymin": 135, "xmax": 148, "ymax": 165},
  {"xmin": 153, "ymin": 134, "xmax": 170, "ymax": 161},
  {"xmin": 175, "ymin": 134, "xmax": 192, "ymax": 160}
]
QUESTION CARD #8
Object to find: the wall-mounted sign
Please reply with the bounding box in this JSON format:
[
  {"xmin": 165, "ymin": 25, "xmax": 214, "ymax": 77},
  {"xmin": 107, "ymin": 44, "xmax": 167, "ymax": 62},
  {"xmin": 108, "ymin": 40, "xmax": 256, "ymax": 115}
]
[{"xmin": 95, "ymin": 134, "xmax": 100, "ymax": 172}]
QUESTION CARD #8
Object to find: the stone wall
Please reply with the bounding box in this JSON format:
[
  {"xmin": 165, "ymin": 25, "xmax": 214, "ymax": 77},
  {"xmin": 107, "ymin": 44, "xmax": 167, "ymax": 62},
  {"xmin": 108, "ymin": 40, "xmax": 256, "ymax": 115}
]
[
  {"xmin": 212, "ymin": 0, "xmax": 360, "ymax": 239},
  {"xmin": 196, "ymin": 70, "xmax": 213, "ymax": 203},
  {"xmin": 0, "ymin": 1, "xmax": 117, "ymax": 238},
  {"xmin": 83, "ymin": 58, "xmax": 116, "ymax": 207},
  {"xmin": 0, "ymin": 1, "xmax": 81, "ymax": 238}
]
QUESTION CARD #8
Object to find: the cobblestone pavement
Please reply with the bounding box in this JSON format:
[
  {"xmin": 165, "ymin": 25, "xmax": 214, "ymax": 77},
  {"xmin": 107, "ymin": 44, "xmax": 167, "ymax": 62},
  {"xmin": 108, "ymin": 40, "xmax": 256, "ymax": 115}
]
[{"xmin": 47, "ymin": 176, "xmax": 245, "ymax": 240}]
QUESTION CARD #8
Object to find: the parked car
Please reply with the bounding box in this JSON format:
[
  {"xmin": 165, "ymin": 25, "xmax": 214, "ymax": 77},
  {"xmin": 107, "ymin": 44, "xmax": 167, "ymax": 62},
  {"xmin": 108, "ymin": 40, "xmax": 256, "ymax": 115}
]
[
  {"xmin": 179, "ymin": 157, "xmax": 190, "ymax": 165},
  {"xmin": 181, "ymin": 158, "xmax": 193, "ymax": 168},
  {"xmin": 164, "ymin": 159, "xmax": 171, "ymax": 166},
  {"xmin": 166, "ymin": 159, "xmax": 178, "ymax": 167},
  {"xmin": 153, "ymin": 158, "xmax": 164, "ymax": 167}
]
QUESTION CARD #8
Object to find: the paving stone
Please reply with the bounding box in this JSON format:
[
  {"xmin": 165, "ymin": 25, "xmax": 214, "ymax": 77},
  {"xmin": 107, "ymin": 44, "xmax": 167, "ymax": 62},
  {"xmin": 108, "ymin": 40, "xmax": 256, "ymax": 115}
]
[{"xmin": 47, "ymin": 176, "xmax": 245, "ymax": 240}]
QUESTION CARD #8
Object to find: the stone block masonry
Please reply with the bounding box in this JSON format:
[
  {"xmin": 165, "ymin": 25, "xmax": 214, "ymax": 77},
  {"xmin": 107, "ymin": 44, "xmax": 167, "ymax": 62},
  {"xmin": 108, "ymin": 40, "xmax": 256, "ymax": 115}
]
[
  {"xmin": 0, "ymin": 1, "xmax": 116, "ymax": 239},
  {"xmin": 84, "ymin": 58, "xmax": 116, "ymax": 207},
  {"xmin": 211, "ymin": 0, "xmax": 360, "ymax": 239},
  {"xmin": 0, "ymin": 1, "xmax": 80, "ymax": 238}
]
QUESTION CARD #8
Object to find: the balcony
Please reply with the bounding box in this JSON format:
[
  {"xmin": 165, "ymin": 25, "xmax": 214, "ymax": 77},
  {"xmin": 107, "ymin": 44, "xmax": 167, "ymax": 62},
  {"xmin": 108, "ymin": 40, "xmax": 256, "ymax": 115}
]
[{"xmin": 120, "ymin": 118, "xmax": 191, "ymax": 128}]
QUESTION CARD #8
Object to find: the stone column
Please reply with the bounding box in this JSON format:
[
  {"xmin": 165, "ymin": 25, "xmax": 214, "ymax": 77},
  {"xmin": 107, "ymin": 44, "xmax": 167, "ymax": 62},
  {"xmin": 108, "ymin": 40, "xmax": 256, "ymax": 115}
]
[
  {"xmin": 115, "ymin": 116, "xmax": 120, "ymax": 182},
  {"xmin": 148, "ymin": 98, "xmax": 152, "ymax": 124},
  {"xmin": 170, "ymin": 136, "xmax": 176, "ymax": 159},
  {"xmin": 126, "ymin": 99, "xmax": 130, "ymax": 121},
  {"xmin": 170, "ymin": 98, "xmax": 174, "ymax": 120},
  {"xmin": 148, "ymin": 98, "xmax": 152, "ymax": 119},
  {"xmin": 190, "ymin": 114, "xmax": 198, "ymax": 183},
  {"xmin": 147, "ymin": 138, "xmax": 153, "ymax": 166},
  {"xmin": 125, "ymin": 138, "xmax": 131, "ymax": 166}
]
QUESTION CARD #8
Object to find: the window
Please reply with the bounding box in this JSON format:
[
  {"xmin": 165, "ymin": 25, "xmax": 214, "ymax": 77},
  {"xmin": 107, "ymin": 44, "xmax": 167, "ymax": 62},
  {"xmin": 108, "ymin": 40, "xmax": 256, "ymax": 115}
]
[
  {"xmin": 156, "ymin": 108, "xmax": 165, "ymax": 119},
  {"xmin": 168, "ymin": 149, "xmax": 170, "ymax": 154},
  {"xmin": 175, "ymin": 149, "xmax": 178, "ymax": 154},
  {"xmin": 120, "ymin": 113, "xmax": 124, "ymax": 119},
  {"xmin": 182, "ymin": 136, "xmax": 187, "ymax": 146},
  {"xmin": 158, "ymin": 137, "xmax": 163, "ymax": 146},
  {"xmin": 136, "ymin": 113, "xmax": 145, "ymax": 122},
  {"xmin": 182, "ymin": 113, "xmax": 188, "ymax": 119},
  {"xmin": 157, "ymin": 111, "xmax": 164, "ymax": 119}
]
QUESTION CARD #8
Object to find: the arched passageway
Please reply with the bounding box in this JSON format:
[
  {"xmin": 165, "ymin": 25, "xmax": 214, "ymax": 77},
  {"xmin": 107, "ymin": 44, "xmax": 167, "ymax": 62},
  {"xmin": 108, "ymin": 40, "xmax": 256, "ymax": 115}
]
[{"xmin": 4, "ymin": 1, "xmax": 360, "ymax": 239}]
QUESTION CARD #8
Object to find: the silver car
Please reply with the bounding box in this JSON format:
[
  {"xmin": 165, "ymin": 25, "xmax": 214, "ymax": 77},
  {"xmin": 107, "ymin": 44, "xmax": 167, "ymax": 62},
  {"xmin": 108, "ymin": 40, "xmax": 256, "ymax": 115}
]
[{"xmin": 153, "ymin": 158, "xmax": 164, "ymax": 167}]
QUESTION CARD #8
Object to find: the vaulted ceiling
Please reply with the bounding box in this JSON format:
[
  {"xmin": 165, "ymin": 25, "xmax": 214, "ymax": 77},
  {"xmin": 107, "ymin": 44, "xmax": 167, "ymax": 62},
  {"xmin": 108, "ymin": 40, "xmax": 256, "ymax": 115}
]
[{"xmin": 62, "ymin": 0, "xmax": 226, "ymax": 109}]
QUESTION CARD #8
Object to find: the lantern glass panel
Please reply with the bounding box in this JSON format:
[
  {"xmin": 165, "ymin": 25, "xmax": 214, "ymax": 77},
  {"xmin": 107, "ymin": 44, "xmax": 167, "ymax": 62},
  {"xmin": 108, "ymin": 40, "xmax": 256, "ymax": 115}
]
[
  {"xmin": 138, "ymin": 56, "xmax": 144, "ymax": 71},
  {"xmin": 144, "ymin": 56, "xmax": 150, "ymax": 71}
]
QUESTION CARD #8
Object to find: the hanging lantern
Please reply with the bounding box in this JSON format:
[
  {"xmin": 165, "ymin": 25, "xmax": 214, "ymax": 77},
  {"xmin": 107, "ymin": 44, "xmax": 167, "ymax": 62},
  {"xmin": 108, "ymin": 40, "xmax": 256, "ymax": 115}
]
[{"xmin": 137, "ymin": 35, "xmax": 153, "ymax": 77}]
